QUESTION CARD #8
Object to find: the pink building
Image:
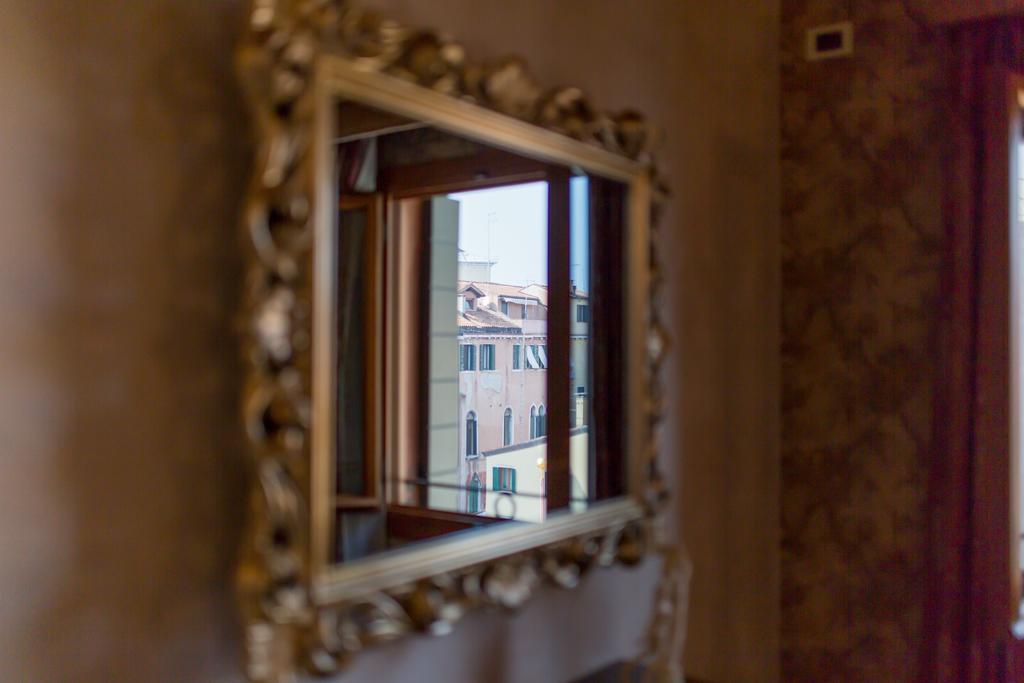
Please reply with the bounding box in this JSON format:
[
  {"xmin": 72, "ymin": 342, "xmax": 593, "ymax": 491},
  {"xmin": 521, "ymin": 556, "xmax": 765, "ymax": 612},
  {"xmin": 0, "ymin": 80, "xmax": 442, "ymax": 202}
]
[
  {"xmin": 456, "ymin": 281, "xmax": 549, "ymax": 512},
  {"xmin": 453, "ymin": 280, "xmax": 590, "ymax": 515}
]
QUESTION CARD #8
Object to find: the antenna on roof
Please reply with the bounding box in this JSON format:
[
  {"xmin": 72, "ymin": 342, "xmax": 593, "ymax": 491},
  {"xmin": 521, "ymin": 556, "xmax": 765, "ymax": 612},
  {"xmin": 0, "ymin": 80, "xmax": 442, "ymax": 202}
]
[{"xmin": 486, "ymin": 211, "xmax": 496, "ymax": 279}]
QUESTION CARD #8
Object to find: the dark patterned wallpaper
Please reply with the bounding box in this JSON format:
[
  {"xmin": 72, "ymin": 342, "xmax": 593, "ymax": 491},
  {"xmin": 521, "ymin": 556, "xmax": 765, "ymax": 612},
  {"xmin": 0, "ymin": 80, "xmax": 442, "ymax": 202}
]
[{"xmin": 780, "ymin": 1, "xmax": 946, "ymax": 680}]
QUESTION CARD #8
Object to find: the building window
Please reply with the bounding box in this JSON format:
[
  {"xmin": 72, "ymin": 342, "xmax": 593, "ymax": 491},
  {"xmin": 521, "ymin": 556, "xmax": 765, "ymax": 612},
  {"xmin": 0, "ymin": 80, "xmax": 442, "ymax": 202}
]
[
  {"xmin": 493, "ymin": 466, "xmax": 517, "ymax": 493},
  {"xmin": 521, "ymin": 303, "xmax": 528, "ymax": 320},
  {"xmin": 530, "ymin": 405, "xmax": 546, "ymax": 439},
  {"xmin": 512, "ymin": 344, "xmax": 521, "ymax": 370},
  {"xmin": 465, "ymin": 411, "xmax": 478, "ymax": 456},
  {"xmin": 479, "ymin": 343, "xmax": 495, "ymax": 371},
  {"xmin": 576, "ymin": 304, "xmax": 590, "ymax": 323},
  {"xmin": 501, "ymin": 300, "xmax": 510, "ymax": 316},
  {"xmin": 466, "ymin": 296, "xmax": 476, "ymax": 310},
  {"xmin": 525, "ymin": 344, "xmax": 547, "ymax": 370},
  {"xmin": 467, "ymin": 473, "xmax": 483, "ymax": 514},
  {"xmin": 459, "ymin": 344, "xmax": 476, "ymax": 371},
  {"xmin": 576, "ymin": 385, "xmax": 586, "ymax": 395},
  {"xmin": 503, "ymin": 408, "xmax": 513, "ymax": 446}
]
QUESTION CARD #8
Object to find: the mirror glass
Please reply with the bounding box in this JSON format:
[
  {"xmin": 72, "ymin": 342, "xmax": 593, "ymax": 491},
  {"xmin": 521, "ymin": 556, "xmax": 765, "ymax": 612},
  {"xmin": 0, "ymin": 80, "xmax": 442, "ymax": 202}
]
[{"xmin": 329, "ymin": 101, "xmax": 629, "ymax": 563}]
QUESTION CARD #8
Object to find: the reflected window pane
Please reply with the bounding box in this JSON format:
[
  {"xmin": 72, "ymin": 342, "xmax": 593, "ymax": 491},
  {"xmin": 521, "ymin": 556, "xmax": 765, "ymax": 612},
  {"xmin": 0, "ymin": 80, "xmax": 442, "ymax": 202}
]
[
  {"xmin": 578, "ymin": 175, "xmax": 629, "ymax": 504},
  {"xmin": 569, "ymin": 175, "xmax": 591, "ymax": 511},
  {"xmin": 424, "ymin": 182, "xmax": 549, "ymax": 522}
]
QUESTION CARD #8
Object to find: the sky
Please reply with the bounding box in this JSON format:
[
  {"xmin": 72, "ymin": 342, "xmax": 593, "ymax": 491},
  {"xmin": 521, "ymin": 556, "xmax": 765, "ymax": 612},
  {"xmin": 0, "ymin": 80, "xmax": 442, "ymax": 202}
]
[{"xmin": 448, "ymin": 177, "xmax": 590, "ymax": 290}]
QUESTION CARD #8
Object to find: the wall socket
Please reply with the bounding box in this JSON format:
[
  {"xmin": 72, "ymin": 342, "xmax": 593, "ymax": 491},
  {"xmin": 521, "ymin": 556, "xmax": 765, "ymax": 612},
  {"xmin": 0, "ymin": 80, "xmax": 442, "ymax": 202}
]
[{"xmin": 806, "ymin": 21, "xmax": 854, "ymax": 61}]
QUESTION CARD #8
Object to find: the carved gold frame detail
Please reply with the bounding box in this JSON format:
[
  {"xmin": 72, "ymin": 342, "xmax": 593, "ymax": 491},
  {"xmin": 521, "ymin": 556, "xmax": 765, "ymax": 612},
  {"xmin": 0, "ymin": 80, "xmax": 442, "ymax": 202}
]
[{"xmin": 236, "ymin": 1, "xmax": 672, "ymax": 680}]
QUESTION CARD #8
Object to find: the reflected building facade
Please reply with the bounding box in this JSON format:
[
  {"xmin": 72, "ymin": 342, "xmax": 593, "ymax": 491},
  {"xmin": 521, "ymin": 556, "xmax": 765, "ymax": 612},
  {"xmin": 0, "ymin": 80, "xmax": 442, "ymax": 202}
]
[{"xmin": 453, "ymin": 260, "xmax": 590, "ymax": 521}]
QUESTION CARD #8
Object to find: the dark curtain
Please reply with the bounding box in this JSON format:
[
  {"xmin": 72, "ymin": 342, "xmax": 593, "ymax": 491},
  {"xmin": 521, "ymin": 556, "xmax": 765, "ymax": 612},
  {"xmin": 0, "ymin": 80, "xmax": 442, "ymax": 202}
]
[{"xmin": 922, "ymin": 16, "xmax": 1024, "ymax": 683}]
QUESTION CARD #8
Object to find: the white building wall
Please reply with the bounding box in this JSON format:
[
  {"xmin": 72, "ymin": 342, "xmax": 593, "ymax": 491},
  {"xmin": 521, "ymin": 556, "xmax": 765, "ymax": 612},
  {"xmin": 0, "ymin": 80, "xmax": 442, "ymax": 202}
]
[
  {"xmin": 427, "ymin": 197, "xmax": 462, "ymax": 512},
  {"xmin": 481, "ymin": 430, "xmax": 590, "ymax": 522}
]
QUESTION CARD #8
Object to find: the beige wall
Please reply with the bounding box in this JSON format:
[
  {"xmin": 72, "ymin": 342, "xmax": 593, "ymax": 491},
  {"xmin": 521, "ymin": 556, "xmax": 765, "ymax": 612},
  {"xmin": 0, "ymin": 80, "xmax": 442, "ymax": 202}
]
[{"xmin": 0, "ymin": 1, "xmax": 779, "ymax": 681}]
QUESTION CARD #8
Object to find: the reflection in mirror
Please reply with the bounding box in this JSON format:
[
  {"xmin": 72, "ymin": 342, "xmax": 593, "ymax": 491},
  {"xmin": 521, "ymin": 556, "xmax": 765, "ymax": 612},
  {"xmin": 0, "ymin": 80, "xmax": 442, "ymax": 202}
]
[
  {"xmin": 329, "ymin": 101, "xmax": 628, "ymax": 563},
  {"xmin": 1018, "ymin": 133, "xmax": 1024, "ymax": 580},
  {"xmin": 428, "ymin": 182, "xmax": 549, "ymax": 523},
  {"xmin": 1010, "ymin": 96, "xmax": 1024, "ymax": 637},
  {"xmin": 572, "ymin": 175, "xmax": 629, "ymax": 511},
  {"xmin": 1014, "ymin": 103, "xmax": 1024, "ymax": 631},
  {"xmin": 571, "ymin": 176, "xmax": 590, "ymax": 513}
]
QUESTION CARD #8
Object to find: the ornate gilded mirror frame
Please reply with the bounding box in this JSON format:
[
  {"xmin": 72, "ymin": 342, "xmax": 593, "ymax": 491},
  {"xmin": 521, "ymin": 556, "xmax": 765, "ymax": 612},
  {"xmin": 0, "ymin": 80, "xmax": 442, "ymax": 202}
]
[{"xmin": 236, "ymin": 2, "xmax": 672, "ymax": 680}]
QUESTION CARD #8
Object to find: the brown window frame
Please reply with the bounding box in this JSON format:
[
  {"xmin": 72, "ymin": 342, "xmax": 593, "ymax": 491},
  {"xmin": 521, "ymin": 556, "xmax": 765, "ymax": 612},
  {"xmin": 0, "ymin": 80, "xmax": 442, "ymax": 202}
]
[{"xmin": 384, "ymin": 149, "xmax": 575, "ymax": 512}]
